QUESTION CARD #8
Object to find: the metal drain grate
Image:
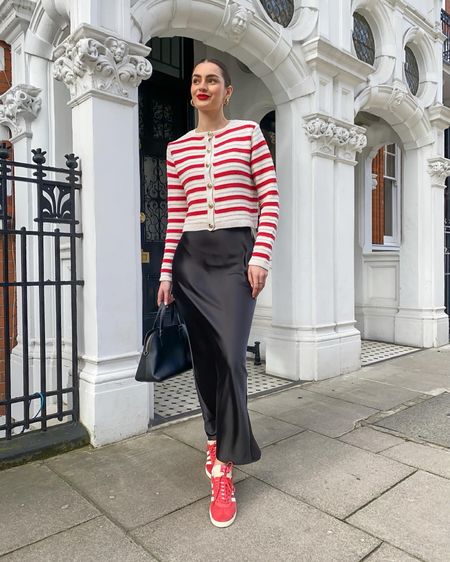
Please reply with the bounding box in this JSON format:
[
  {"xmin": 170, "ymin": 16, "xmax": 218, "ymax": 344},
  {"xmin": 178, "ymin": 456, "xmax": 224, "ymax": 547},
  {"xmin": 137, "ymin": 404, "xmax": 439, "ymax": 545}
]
[
  {"xmin": 361, "ymin": 340, "xmax": 419, "ymax": 366},
  {"xmin": 154, "ymin": 361, "xmax": 292, "ymax": 421}
]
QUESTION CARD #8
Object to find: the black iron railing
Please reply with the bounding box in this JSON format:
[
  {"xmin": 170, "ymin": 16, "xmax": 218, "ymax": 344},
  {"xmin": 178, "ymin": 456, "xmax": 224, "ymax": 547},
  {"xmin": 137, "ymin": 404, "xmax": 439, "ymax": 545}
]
[
  {"xmin": 0, "ymin": 148, "xmax": 83, "ymax": 440},
  {"xmin": 442, "ymin": 9, "xmax": 450, "ymax": 63}
]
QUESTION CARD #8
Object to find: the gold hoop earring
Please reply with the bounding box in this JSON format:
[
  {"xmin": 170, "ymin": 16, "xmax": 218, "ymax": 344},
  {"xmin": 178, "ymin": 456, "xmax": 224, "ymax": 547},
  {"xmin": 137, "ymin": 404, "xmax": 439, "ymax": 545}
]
[
  {"xmin": 224, "ymin": 98, "xmax": 230, "ymax": 106},
  {"xmin": 190, "ymin": 99, "xmax": 195, "ymax": 107}
]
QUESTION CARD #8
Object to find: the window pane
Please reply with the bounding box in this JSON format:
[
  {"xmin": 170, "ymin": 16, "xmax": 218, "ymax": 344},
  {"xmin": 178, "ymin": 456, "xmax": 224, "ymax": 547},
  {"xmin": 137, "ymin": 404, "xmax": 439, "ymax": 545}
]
[
  {"xmin": 352, "ymin": 13, "xmax": 375, "ymax": 65},
  {"xmin": 386, "ymin": 144, "xmax": 395, "ymax": 154},
  {"xmin": 386, "ymin": 153, "xmax": 395, "ymax": 178},
  {"xmin": 384, "ymin": 178, "xmax": 393, "ymax": 237},
  {"xmin": 405, "ymin": 45, "xmax": 419, "ymax": 95}
]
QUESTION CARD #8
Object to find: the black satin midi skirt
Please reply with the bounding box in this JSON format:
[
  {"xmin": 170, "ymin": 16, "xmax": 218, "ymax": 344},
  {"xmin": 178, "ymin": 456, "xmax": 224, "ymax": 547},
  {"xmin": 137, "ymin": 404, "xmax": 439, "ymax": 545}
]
[{"xmin": 171, "ymin": 227, "xmax": 261, "ymax": 465}]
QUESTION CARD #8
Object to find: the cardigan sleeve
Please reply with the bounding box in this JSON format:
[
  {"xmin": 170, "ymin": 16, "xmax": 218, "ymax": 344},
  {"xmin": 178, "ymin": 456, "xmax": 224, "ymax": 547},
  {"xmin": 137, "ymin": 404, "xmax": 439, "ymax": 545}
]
[
  {"xmin": 248, "ymin": 123, "xmax": 280, "ymax": 271},
  {"xmin": 159, "ymin": 144, "xmax": 188, "ymax": 283}
]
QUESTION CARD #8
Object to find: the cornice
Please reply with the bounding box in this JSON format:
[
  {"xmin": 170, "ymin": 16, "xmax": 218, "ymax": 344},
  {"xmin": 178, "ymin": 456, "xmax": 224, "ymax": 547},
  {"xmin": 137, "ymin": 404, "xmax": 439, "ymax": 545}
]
[
  {"xmin": 302, "ymin": 37, "xmax": 372, "ymax": 87},
  {"xmin": 426, "ymin": 103, "xmax": 450, "ymax": 131},
  {"xmin": 0, "ymin": 0, "xmax": 36, "ymax": 43}
]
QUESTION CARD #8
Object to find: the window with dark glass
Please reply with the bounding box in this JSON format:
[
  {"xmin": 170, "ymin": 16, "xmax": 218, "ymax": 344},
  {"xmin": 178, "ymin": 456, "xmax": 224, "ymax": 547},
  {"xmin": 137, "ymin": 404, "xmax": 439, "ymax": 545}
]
[
  {"xmin": 352, "ymin": 13, "xmax": 375, "ymax": 65},
  {"xmin": 260, "ymin": 0, "xmax": 294, "ymax": 28},
  {"xmin": 404, "ymin": 45, "xmax": 419, "ymax": 95}
]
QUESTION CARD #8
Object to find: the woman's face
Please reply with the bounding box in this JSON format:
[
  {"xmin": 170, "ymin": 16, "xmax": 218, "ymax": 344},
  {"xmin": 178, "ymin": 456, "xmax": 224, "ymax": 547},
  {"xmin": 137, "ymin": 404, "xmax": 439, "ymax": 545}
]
[{"xmin": 191, "ymin": 61, "xmax": 232, "ymax": 113}]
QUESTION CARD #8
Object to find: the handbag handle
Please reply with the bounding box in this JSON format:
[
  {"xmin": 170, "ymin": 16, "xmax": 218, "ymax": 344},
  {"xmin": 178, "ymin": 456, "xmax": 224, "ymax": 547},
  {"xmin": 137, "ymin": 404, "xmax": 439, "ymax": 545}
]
[{"xmin": 154, "ymin": 302, "xmax": 184, "ymax": 337}]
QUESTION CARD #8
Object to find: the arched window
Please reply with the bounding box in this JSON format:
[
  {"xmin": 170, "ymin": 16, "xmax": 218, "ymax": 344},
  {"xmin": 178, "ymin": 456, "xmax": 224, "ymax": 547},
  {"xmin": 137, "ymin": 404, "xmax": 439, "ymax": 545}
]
[
  {"xmin": 352, "ymin": 13, "xmax": 375, "ymax": 65},
  {"xmin": 260, "ymin": 0, "xmax": 294, "ymax": 28},
  {"xmin": 372, "ymin": 144, "xmax": 401, "ymax": 248},
  {"xmin": 404, "ymin": 45, "xmax": 419, "ymax": 95}
]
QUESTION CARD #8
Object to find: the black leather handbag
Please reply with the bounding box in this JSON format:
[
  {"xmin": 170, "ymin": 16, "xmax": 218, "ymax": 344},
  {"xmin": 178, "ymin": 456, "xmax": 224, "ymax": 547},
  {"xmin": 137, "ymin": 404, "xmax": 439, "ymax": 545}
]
[{"xmin": 135, "ymin": 302, "xmax": 193, "ymax": 383}]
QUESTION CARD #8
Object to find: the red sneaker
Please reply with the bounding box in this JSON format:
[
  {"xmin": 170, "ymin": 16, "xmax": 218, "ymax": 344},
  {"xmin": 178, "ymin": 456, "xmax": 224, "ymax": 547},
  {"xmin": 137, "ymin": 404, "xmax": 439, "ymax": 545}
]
[
  {"xmin": 209, "ymin": 462, "xmax": 236, "ymax": 528},
  {"xmin": 205, "ymin": 441, "xmax": 216, "ymax": 479}
]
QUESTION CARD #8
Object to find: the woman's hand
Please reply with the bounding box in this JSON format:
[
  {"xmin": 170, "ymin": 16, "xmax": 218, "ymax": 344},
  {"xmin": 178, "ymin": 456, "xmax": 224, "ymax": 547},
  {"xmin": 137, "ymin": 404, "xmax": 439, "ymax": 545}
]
[
  {"xmin": 157, "ymin": 281, "xmax": 175, "ymax": 306},
  {"xmin": 247, "ymin": 265, "xmax": 268, "ymax": 299}
]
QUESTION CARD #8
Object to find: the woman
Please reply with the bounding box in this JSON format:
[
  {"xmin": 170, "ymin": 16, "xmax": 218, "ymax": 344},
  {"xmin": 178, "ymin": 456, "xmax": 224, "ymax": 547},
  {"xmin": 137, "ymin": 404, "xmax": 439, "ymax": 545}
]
[{"xmin": 157, "ymin": 58, "xmax": 279, "ymax": 528}]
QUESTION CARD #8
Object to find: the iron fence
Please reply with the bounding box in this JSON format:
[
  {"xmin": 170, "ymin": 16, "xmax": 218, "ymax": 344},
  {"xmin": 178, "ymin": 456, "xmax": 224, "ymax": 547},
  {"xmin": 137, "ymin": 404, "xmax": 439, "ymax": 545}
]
[{"xmin": 0, "ymin": 147, "xmax": 83, "ymax": 440}]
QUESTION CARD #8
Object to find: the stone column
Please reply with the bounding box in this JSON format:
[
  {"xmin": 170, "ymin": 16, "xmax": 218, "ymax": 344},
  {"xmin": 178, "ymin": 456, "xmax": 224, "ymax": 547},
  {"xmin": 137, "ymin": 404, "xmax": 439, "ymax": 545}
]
[
  {"xmin": 266, "ymin": 108, "xmax": 366, "ymax": 381},
  {"xmin": 53, "ymin": 23, "xmax": 153, "ymax": 445},
  {"xmin": 394, "ymin": 152, "xmax": 450, "ymax": 347}
]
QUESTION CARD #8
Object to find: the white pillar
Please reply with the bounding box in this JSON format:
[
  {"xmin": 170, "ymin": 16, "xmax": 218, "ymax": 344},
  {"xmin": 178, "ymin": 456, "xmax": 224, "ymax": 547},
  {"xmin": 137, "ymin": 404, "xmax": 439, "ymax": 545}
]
[
  {"xmin": 53, "ymin": 22, "xmax": 153, "ymax": 445},
  {"xmin": 394, "ymin": 151, "xmax": 450, "ymax": 347},
  {"xmin": 266, "ymin": 105, "xmax": 366, "ymax": 381}
]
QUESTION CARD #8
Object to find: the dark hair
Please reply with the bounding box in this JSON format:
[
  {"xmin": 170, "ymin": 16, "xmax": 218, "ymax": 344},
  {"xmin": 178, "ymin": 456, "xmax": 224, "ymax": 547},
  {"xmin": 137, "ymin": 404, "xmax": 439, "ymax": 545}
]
[{"xmin": 193, "ymin": 58, "xmax": 232, "ymax": 87}]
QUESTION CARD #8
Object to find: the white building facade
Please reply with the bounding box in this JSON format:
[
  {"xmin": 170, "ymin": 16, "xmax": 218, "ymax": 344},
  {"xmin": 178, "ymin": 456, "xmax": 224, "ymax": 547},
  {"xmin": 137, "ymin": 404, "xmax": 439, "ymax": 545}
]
[{"xmin": 1, "ymin": 0, "xmax": 449, "ymax": 447}]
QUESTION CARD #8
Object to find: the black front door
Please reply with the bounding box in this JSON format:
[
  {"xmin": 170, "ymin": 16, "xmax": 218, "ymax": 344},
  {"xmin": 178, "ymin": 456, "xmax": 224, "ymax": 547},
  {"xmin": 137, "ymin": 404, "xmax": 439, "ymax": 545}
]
[{"xmin": 139, "ymin": 37, "xmax": 194, "ymax": 338}]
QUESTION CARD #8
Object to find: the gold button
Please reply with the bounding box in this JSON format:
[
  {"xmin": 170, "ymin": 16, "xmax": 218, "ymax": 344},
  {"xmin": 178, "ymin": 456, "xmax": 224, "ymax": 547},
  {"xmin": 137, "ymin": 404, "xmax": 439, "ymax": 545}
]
[
  {"xmin": 208, "ymin": 202, "xmax": 214, "ymax": 209},
  {"xmin": 208, "ymin": 223, "xmax": 214, "ymax": 229},
  {"xmin": 207, "ymin": 131, "xmax": 213, "ymax": 137},
  {"xmin": 206, "ymin": 163, "xmax": 211, "ymax": 167},
  {"xmin": 207, "ymin": 183, "xmax": 213, "ymax": 188},
  {"xmin": 207, "ymin": 148, "xmax": 211, "ymax": 153}
]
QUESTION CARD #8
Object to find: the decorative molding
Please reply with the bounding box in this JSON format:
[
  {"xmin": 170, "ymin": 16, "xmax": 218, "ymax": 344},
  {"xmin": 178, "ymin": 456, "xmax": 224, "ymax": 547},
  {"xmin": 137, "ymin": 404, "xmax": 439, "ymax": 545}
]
[
  {"xmin": 427, "ymin": 157, "xmax": 450, "ymax": 186},
  {"xmin": 222, "ymin": 0, "xmax": 255, "ymax": 42},
  {"xmin": 0, "ymin": 0, "xmax": 36, "ymax": 42},
  {"xmin": 427, "ymin": 103, "xmax": 450, "ymax": 132},
  {"xmin": 303, "ymin": 114, "xmax": 367, "ymax": 160},
  {"xmin": 53, "ymin": 24, "xmax": 152, "ymax": 104},
  {"xmin": 387, "ymin": 86, "xmax": 407, "ymax": 109},
  {"xmin": 0, "ymin": 84, "xmax": 41, "ymax": 137}
]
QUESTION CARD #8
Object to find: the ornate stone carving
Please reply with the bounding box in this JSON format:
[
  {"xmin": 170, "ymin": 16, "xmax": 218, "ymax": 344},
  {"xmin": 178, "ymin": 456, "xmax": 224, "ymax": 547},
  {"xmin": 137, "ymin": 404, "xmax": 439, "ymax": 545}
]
[
  {"xmin": 0, "ymin": 84, "xmax": 41, "ymax": 136},
  {"xmin": 427, "ymin": 157, "xmax": 450, "ymax": 186},
  {"xmin": 223, "ymin": 1, "xmax": 255, "ymax": 41},
  {"xmin": 53, "ymin": 26, "xmax": 152, "ymax": 102},
  {"xmin": 303, "ymin": 116, "xmax": 367, "ymax": 159},
  {"xmin": 388, "ymin": 86, "xmax": 407, "ymax": 109}
]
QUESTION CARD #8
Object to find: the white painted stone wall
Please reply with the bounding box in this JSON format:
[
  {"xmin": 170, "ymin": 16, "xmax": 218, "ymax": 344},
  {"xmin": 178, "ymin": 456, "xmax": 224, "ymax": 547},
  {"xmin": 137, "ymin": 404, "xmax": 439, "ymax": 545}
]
[{"xmin": 0, "ymin": 0, "xmax": 449, "ymax": 445}]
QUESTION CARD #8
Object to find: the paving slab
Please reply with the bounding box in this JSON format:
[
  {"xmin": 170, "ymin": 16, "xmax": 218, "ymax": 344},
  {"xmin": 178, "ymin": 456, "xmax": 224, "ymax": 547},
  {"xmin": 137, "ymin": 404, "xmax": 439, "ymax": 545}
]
[
  {"xmin": 239, "ymin": 430, "xmax": 414, "ymax": 519},
  {"xmin": 304, "ymin": 378, "xmax": 426, "ymax": 411},
  {"xmin": 363, "ymin": 543, "xmax": 420, "ymax": 562},
  {"xmin": 348, "ymin": 470, "xmax": 450, "ymax": 562},
  {"xmin": 380, "ymin": 441, "xmax": 450, "ymax": 479},
  {"xmin": 0, "ymin": 516, "xmax": 156, "ymax": 562},
  {"xmin": 338, "ymin": 427, "xmax": 405, "ymax": 453},
  {"xmin": 131, "ymin": 477, "xmax": 380, "ymax": 562},
  {"xmin": 159, "ymin": 410, "xmax": 305, "ymax": 452},
  {"xmin": 360, "ymin": 363, "xmax": 450, "ymax": 395},
  {"xmin": 46, "ymin": 432, "xmax": 245, "ymax": 530},
  {"xmin": 374, "ymin": 392, "xmax": 450, "ymax": 448},
  {"xmin": 249, "ymin": 387, "xmax": 378, "ymax": 437},
  {"xmin": 381, "ymin": 348, "xmax": 450, "ymax": 376},
  {"xmin": 0, "ymin": 463, "xmax": 99, "ymax": 556}
]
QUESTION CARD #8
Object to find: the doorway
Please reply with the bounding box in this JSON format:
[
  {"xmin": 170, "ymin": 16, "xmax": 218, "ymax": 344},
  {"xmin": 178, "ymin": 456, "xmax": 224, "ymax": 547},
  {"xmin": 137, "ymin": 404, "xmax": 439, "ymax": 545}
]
[{"xmin": 139, "ymin": 36, "xmax": 194, "ymax": 338}]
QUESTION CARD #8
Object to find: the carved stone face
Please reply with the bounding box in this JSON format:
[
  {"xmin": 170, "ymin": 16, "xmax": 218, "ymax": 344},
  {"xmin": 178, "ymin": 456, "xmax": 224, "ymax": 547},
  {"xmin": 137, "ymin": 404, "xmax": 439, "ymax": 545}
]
[
  {"xmin": 231, "ymin": 9, "xmax": 248, "ymax": 35},
  {"xmin": 109, "ymin": 39, "xmax": 127, "ymax": 63}
]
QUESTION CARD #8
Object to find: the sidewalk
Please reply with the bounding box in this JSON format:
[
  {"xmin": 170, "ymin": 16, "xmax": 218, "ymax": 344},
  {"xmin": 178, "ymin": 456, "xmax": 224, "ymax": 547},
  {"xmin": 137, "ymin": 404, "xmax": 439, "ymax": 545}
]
[{"xmin": 1, "ymin": 347, "xmax": 450, "ymax": 562}]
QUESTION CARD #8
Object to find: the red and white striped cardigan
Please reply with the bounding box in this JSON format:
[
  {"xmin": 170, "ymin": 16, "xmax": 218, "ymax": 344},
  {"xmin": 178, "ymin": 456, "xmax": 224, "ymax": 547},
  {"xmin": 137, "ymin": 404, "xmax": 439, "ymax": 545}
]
[{"xmin": 159, "ymin": 119, "xmax": 279, "ymax": 282}]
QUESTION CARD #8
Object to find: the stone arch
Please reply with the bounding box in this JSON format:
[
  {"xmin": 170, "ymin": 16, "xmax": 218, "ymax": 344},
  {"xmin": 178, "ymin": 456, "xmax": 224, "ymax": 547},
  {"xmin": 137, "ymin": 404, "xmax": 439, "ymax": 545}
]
[
  {"xmin": 131, "ymin": 0, "xmax": 315, "ymax": 104},
  {"xmin": 26, "ymin": 0, "xmax": 69, "ymax": 59},
  {"xmin": 351, "ymin": 0, "xmax": 396, "ymax": 90},
  {"xmin": 355, "ymin": 84, "xmax": 433, "ymax": 149}
]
